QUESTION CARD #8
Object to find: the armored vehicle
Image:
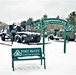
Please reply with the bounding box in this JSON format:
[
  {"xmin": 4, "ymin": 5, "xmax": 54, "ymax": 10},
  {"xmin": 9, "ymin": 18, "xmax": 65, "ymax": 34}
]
[{"xmin": 0, "ymin": 24, "xmax": 41, "ymax": 43}]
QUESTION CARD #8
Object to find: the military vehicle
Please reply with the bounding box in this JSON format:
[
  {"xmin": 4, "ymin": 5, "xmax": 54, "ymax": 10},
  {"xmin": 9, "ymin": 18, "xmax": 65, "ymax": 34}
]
[
  {"xmin": 47, "ymin": 29, "xmax": 59, "ymax": 40},
  {"xmin": 0, "ymin": 24, "xmax": 41, "ymax": 44},
  {"xmin": 48, "ymin": 29, "xmax": 75, "ymax": 41},
  {"xmin": 55, "ymin": 30, "xmax": 75, "ymax": 41}
]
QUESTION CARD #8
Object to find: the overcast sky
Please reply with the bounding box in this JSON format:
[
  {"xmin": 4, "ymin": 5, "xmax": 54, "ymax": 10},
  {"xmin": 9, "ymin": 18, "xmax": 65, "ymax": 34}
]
[{"xmin": 0, "ymin": 0, "xmax": 76, "ymax": 24}]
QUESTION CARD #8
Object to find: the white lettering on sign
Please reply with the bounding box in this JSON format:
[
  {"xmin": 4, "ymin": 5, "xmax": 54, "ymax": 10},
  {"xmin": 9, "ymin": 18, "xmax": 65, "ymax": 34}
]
[
  {"xmin": 30, "ymin": 50, "xmax": 40, "ymax": 52},
  {"xmin": 21, "ymin": 50, "xmax": 29, "ymax": 53},
  {"xmin": 13, "ymin": 48, "xmax": 41, "ymax": 57},
  {"xmin": 44, "ymin": 19, "xmax": 66, "ymax": 26}
]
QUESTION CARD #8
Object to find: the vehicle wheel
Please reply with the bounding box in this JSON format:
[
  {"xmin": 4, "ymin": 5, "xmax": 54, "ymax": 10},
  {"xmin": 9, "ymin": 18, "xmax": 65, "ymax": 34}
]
[
  {"xmin": 70, "ymin": 39, "xmax": 75, "ymax": 41},
  {"xmin": 15, "ymin": 35, "xmax": 21, "ymax": 43},
  {"xmin": 49, "ymin": 36, "xmax": 54, "ymax": 40},
  {"xmin": 72, "ymin": 39, "xmax": 75, "ymax": 41},
  {"xmin": 1, "ymin": 35, "xmax": 5, "ymax": 41},
  {"xmin": 30, "ymin": 34, "xmax": 34, "ymax": 42},
  {"xmin": 55, "ymin": 38, "xmax": 59, "ymax": 40},
  {"xmin": 66, "ymin": 36, "xmax": 70, "ymax": 41},
  {"xmin": 36, "ymin": 36, "xmax": 41, "ymax": 42},
  {"xmin": 21, "ymin": 35, "xmax": 27, "ymax": 43}
]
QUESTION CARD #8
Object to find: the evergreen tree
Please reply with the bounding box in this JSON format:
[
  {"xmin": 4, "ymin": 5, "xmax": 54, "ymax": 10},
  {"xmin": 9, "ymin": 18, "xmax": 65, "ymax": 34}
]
[
  {"xmin": 66, "ymin": 11, "xmax": 76, "ymax": 26},
  {"xmin": 20, "ymin": 21, "xmax": 26, "ymax": 29},
  {"xmin": 56, "ymin": 15, "xmax": 60, "ymax": 19},
  {"xmin": 27, "ymin": 18, "xmax": 33, "ymax": 31},
  {"xmin": 42, "ymin": 14, "xmax": 48, "ymax": 20}
]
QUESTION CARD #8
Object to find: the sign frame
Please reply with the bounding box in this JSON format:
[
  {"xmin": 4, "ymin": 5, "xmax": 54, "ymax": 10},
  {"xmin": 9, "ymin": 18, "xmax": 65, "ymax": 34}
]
[{"xmin": 34, "ymin": 18, "xmax": 73, "ymax": 53}]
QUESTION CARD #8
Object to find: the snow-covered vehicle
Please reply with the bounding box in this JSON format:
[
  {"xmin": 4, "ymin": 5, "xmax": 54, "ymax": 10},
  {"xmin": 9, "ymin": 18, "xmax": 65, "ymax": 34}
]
[
  {"xmin": 47, "ymin": 29, "xmax": 59, "ymax": 40},
  {"xmin": 15, "ymin": 31, "xmax": 41, "ymax": 43},
  {"xmin": 0, "ymin": 24, "xmax": 41, "ymax": 43},
  {"xmin": 55, "ymin": 30, "xmax": 75, "ymax": 41},
  {"xmin": 48, "ymin": 29, "xmax": 75, "ymax": 41}
]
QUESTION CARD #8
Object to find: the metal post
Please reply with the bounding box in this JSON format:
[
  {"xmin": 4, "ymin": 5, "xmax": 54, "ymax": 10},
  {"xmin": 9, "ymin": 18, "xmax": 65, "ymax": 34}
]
[
  {"xmin": 41, "ymin": 20, "xmax": 46, "ymax": 69},
  {"xmin": 41, "ymin": 58, "xmax": 42, "ymax": 65},
  {"xmin": 44, "ymin": 58, "xmax": 46, "ymax": 69},
  {"xmin": 11, "ymin": 36, "xmax": 13, "ymax": 45},
  {"xmin": 64, "ymin": 27, "xmax": 66, "ymax": 53},
  {"xmin": 12, "ymin": 60, "xmax": 14, "ymax": 71},
  {"xmin": 43, "ymin": 29, "xmax": 45, "ymax": 54},
  {"xmin": 42, "ymin": 20, "xmax": 45, "ymax": 54}
]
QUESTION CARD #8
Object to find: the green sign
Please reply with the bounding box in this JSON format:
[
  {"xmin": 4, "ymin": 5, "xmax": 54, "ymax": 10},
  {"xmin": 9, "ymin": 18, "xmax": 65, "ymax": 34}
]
[
  {"xmin": 34, "ymin": 18, "xmax": 73, "ymax": 31},
  {"xmin": 12, "ymin": 48, "xmax": 46, "ymax": 71},
  {"xmin": 66, "ymin": 24, "xmax": 74, "ymax": 31},
  {"xmin": 43, "ymin": 18, "xmax": 67, "ymax": 26},
  {"xmin": 12, "ymin": 48, "xmax": 41, "ymax": 57},
  {"xmin": 34, "ymin": 23, "xmax": 42, "ymax": 30},
  {"xmin": 34, "ymin": 18, "xmax": 73, "ymax": 53}
]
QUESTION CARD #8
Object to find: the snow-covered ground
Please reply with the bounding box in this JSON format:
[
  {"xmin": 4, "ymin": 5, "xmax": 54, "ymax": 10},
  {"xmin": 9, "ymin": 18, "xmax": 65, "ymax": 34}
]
[{"xmin": 0, "ymin": 37, "xmax": 76, "ymax": 75}]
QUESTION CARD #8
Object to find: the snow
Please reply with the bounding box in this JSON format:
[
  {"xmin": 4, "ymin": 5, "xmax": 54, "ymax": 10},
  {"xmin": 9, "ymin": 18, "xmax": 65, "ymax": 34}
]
[
  {"xmin": 0, "ymin": 37, "xmax": 76, "ymax": 75},
  {"xmin": 17, "ymin": 31, "xmax": 40, "ymax": 35}
]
